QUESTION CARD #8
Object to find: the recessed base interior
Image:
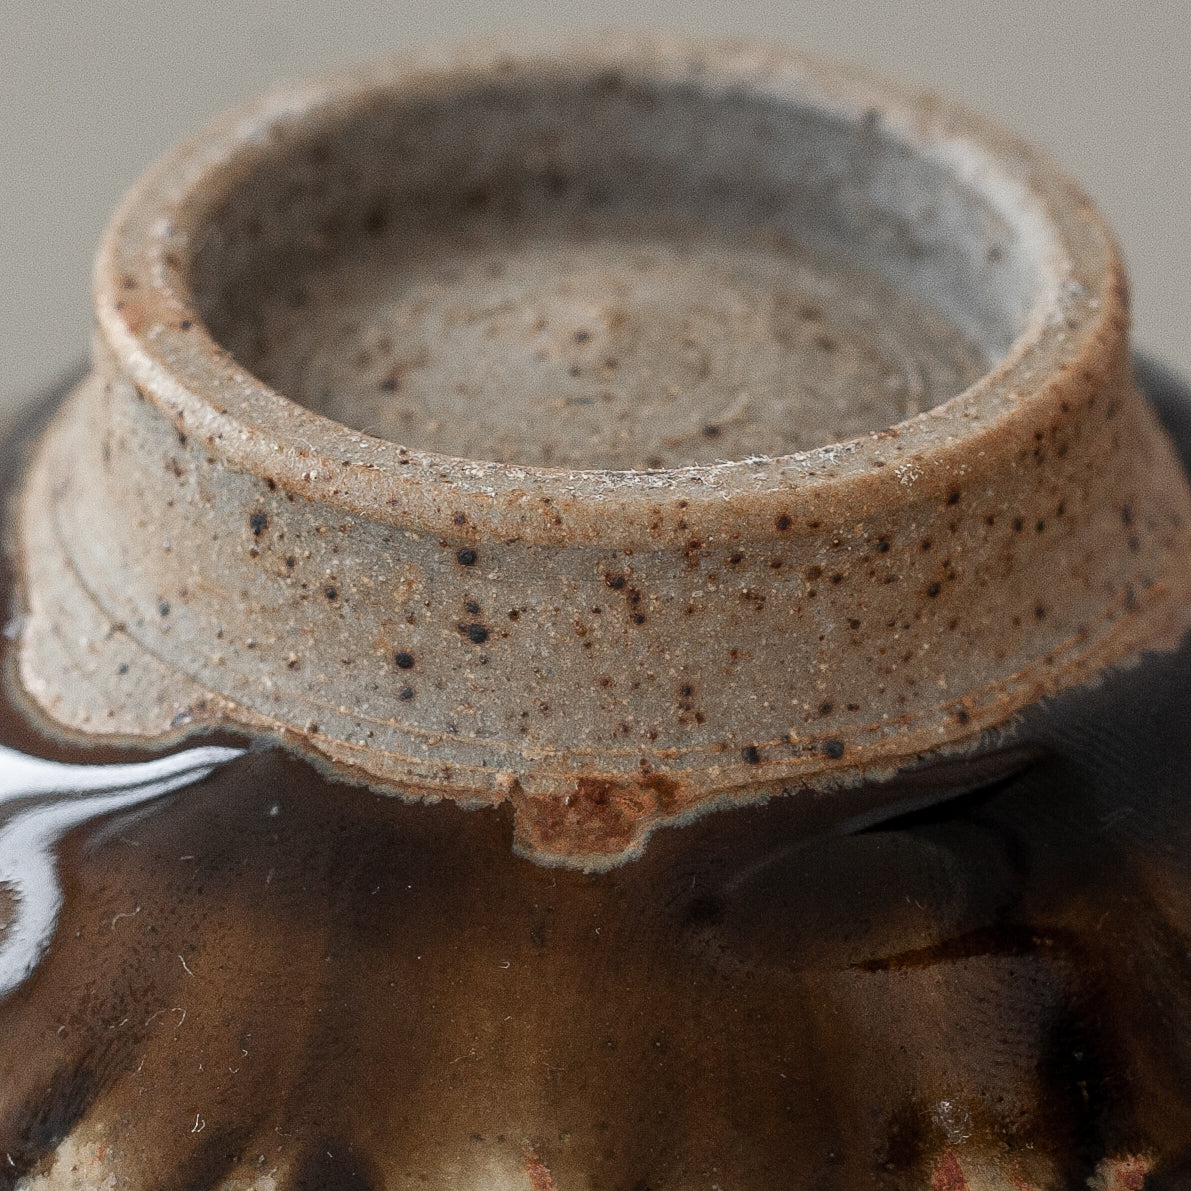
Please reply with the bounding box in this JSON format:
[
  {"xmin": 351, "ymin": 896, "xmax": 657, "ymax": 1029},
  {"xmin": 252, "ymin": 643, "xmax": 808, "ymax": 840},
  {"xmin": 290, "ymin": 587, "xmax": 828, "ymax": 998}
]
[
  {"xmin": 193, "ymin": 67, "xmax": 1037, "ymax": 469},
  {"xmin": 220, "ymin": 213, "xmax": 985, "ymax": 469}
]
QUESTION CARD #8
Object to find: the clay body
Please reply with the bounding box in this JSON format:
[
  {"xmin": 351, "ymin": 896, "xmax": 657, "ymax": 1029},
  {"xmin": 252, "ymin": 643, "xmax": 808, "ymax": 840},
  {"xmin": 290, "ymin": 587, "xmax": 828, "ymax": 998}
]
[
  {"xmin": 2, "ymin": 36, "xmax": 1191, "ymax": 1191},
  {"xmin": 18, "ymin": 38, "xmax": 1191, "ymax": 868}
]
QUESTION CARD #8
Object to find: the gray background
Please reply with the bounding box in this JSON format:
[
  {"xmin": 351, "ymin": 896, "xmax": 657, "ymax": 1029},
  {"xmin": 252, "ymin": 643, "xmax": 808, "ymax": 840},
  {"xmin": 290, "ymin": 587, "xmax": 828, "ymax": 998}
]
[{"xmin": 2, "ymin": 0, "xmax": 1187, "ymax": 419}]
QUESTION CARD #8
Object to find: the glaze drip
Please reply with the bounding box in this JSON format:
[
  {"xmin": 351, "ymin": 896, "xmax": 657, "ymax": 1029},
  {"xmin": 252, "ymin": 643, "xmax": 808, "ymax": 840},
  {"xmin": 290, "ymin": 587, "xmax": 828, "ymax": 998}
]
[{"xmin": 0, "ymin": 745, "xmax": 244, "ymax": 998}]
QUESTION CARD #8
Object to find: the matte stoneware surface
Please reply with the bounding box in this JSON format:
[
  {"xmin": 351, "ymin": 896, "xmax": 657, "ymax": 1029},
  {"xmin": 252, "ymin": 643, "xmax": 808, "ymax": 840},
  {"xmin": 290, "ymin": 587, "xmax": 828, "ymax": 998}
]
[{"xmin": 13, "ymin": 38, "xmax": 1191, "ymax": 867}]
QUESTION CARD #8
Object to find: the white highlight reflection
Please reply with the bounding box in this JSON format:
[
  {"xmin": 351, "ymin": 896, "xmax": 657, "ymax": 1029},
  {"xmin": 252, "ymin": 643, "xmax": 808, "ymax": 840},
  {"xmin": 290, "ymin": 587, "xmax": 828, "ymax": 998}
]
[{"xmin": 0, "ymin": 744, "xmax": 244, "ymax": 998}]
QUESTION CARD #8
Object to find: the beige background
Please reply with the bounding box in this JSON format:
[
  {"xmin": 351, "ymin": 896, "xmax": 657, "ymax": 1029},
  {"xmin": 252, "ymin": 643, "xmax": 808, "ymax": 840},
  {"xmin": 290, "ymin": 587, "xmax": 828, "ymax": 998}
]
[{"xmin": 2, "ymin": 0, "xmax": 1187, "ymax": 419}]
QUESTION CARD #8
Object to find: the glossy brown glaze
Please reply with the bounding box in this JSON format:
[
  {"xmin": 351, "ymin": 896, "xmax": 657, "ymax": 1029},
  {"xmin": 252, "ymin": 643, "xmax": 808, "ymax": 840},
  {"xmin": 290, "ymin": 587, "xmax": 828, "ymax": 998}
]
[{"xmin": 3, "ymin": 370, "xmax": 1191, "ymax": 1189}]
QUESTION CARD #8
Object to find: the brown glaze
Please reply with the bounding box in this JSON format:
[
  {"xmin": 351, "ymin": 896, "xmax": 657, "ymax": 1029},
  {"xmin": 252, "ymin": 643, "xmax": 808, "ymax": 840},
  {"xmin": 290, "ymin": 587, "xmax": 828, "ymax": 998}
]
[
  {"xmin": 4, "ymin": 581, "xmax": 1191, "ymax": 1189},
  {"xmin": 14, "ymin": 36, "xmax": 1191, "ymax": 866},
  {"xmin": 4, "ymin": 366, "xmax": 1191, "ymax": 1189}
]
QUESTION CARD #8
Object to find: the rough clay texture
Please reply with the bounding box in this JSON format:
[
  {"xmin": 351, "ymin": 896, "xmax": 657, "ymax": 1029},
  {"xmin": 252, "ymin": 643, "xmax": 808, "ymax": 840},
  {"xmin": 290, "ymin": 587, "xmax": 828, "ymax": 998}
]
[
  {"xmin": 223, "ymin": 218, "xmax": 986, "ymax": 470},
  {"xmin": 13, "ymin": 35, "xmax": 1191, "ymax": 867}
]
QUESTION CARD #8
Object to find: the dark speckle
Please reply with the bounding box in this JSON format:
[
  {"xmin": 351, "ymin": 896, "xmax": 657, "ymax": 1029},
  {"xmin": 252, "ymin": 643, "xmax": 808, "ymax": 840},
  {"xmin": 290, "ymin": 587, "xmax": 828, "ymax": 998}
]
[
  {"xmin": 289, "ymin": 1138, "xmax": 380, "ymax": 1191},
  {"xmin": 465, "ymin": 600, "xmax": 481, "ymax": 615},
  {"xmin": 742, "ymin": 745, "xmax": 761, "ymax": 764},
  {"xmin": 158, "ymin": 601, "xmax": 170, "ymax": 617},
  {"xmin": 927, "ymin": 582, "xmax": 942, "ymax": 597},
  {"xmin": 822, "ymin": 739, "xmax": 845, "ymax": 760},
  {"xmin": 394, "ymin": 651, "xmax": 415, "ymax": 670},
  {"xmin": 365, "ymin": 204, "xmax": 389, "ymax": 235},
  {"xmin": 249, "ymin": 511, "xmax": 269, "ymax": 537},
  {"xmin": 398, "ymin": 686, "xmax": 415, "ymax": 701},
  {"xmin": 685, "ymin": 896, "xmax": 725, "ymax": 926},
  {"xmin": 324, "ymin": 586, "xmax": 338, "ymax": 601},
  {"xmin": 1, "ymin": 1062, "xmax": 100, "ymax": 1186},
  {"xmin": 462, "ymin": 623, "xmax": 489, "ymax": 645},
  {"xmin": 775, "ymin": 514, "xmax": 793, "ymax": 532},
  {"xmin": 457, "ymin": 548, "xmax": 478, "ymax": 566},
  {"xmin": 604, "ymin": 573, "xmax": 627, "ymax": 590}
]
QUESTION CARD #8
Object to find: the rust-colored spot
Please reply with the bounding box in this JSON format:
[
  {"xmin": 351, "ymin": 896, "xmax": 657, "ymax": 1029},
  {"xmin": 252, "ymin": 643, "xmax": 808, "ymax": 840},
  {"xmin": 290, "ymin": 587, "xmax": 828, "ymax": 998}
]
[
  {"xmin": 118, "ymin": 301, "xmax": 147, "ymax": 333},
  {"xmin": 1093, "ymin": 1155, "xmax": 1151, "ymax": 1191},
  {"xmin": 512, "ymin": 774, "xmax": 682, "ymax": 860},
  {"xmin": 523, "ymin": 1147, "xmax": 558, "ymax": 1191},
  {"xmin": 931, "ymin": 1150, "xmax": 969, "ymax": 1191}
]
